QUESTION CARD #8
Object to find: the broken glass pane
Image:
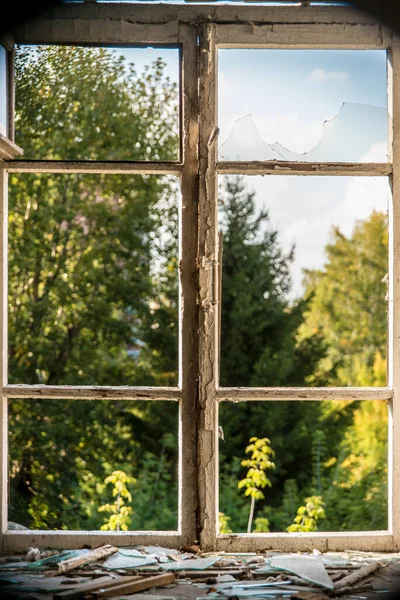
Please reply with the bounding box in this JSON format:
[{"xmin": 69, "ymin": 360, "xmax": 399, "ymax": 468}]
[
  {"xmin": 0, "ymin": 45, "xmax": 7, "ymax": 137},
  {"xmin": 218, "ymin": 50, "xmax": 387, "ymax": 162},
  {"xmin": 15, "ymin": 45, "xmax": 179, "ymax": 160},
  {"xmin": 219, "ymin": 400, "xmax": 388, "ymax": 533},
  {"xmin": 9, "ymin": 399, "xmax": 179, "ymax": 530},
  {"xmin": 218, "ymin": 175, "xmax": 389, "ymax": 387}
]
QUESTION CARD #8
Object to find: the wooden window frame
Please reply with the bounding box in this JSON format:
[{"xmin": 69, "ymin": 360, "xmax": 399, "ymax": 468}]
[{"xmin": 0, "ymin": 2, "xmax": 399, "ymax": 553}]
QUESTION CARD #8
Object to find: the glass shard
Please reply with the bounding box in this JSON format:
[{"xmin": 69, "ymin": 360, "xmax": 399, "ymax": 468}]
[
  {"xmin": 219, "ymin": 49, "xmax": 387, "ymax": 163},
  {"xmin": 219, "ymin": 103, "xmax": 387, "ymax": 162}
]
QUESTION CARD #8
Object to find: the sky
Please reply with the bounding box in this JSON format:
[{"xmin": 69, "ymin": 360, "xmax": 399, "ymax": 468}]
[
  {"xmin": 116, "ymin": 46, "xmax": 388, "ymax": 298},
  {"xmin": 0, "ymin": 45, "xmax": 7, "ymax": 136}
]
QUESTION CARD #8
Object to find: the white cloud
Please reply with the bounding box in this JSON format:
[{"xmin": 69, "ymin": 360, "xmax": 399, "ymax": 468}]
[
  {"xmin": 307, "ymin": 68, "xmax": 348, "ymax": 83},
  {"xmin": 359, "ymin": 142, "xmax": 387, "ymax": 162}
]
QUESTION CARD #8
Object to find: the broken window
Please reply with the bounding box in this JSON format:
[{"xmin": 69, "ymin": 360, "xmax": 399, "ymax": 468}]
[
  {"xmin": 0, "ymin": 4, "xmax": 398, "ymax": 553},
  {"xmin": 218, "ymin": 50, "xmax": 387, "ymax": 162}
]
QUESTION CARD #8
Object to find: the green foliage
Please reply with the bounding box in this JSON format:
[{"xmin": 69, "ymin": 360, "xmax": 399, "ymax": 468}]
[
  {"xmin": 238, "ymin": 437, "xmax": 275, "ymax": 500},
  {"xmin": 98, "ymin": 470, "xmax": 135, "ymax": 531},
  {"xmin": 299, "ymin": 211, "xmax": 388, "ymax": 387},
  {"xmin": 219, "ymin": 512, "xmax": 233, "ymax": 534},
  {"xmin": 287, "ymin": 496, "xmax": 326, "ymax": 533},
  {"xmin": 238, "ymin": 437, "xmax": 275, "ymax": 533},
  {"xmin": 252, "ymin": 517, "xmax": 270, "ymax": 533}
]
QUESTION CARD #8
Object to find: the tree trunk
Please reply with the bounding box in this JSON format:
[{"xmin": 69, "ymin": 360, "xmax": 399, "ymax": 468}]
[{"xmin": 247, "ymin": 496, "xmax": 255, "ymax": 533}]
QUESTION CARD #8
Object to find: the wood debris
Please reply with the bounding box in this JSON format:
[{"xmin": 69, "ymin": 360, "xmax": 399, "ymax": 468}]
[
  {"xmin": 0, "ymin": 548, "xmax": 398, "ymax": 600},
  {"xmin": 57, "ymin": 546, "xmax": 119, "ymax": 574}
]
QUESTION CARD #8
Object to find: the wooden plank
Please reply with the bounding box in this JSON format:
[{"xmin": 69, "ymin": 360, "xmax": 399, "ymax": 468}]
[
  {"xmin": 2, "ymin": 531, "xmax": 181, "ymax": 552},
  {"xmin": 4, "ymin": 385, "xmax": 180, "ymax": 401},
  {"xmin": 217, "ymin": 162, "xmax": 392, "ymax": 177},
  {"xmin": 178, "ymin": 23, "xmax": 199, "ymax": 547},
  {"xmin": 10, "ymin": 5, "xmax": 384, "ymax": 50},
  {"xmin": 0, "ymin": 168, "xmax": 8, "ymax": 546},
  {"xmin": 334, "ymin": 561, "xmax": 381, "ymax": 589},
  {"xmin": 14, "ymin": 18, "xmax": 179, "ymax": 45},
  {"xmin": 54, "ymin": 576, "xmax": 133, "ymax": 600},
  {"xmin": 198, "ymin": 23, "xmax": 218, "ymax": 553},
  {"xmin": 216, "ymin": 532, "xmax": 394, "ymax": 553},
  {"xmin": 388, "ymin": 37, "xmax": 400, "ymax": 551},
  {"xmin": 217, "ymin": 387, "xmax": 393, "ymax": 402},
  {"xmin": 0, "ymin": 134, "xmax": 22, "ymax": 161},
  {"xmin": 216, "ymin": 23, "xmax": 392, "ymax": 49},
  {"xmin": 57, "ymin": 545, "xmax": 118, "ymax": 574},
  {"xmin": 5, "ymin": 161, "xmax": 181, "ymax": 175},
  {"xmin": 4, "ymin": 386, "xmax": 179, "ymax": 401},
  {"xmin": 93, "ymin": 573, "xmax": 175, "ymax": 599}
]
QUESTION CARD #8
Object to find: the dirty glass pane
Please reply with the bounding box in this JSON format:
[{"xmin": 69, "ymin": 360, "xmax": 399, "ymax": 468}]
[
  {"xmin": 9, "ymin": 399, "xmax": 178, "ymax": 530},
  {"xmin": 15, "ymin": 45, "xmax": 179, "ymax": 160},
  {"xmin": 9, "ymin": 174, "xmax": 179, "ymax": 386},
  {"xmin": 218, "ymin": 50, "xmax": 387, "ymax": 162},
  {"xmin": 0, "ymin": 45, "xmax": 7, "ymax": 137},
  {"xmin": 218, "ymin": 175, "xmax": 389, "ymax": 387},
  {"xmin": 219, "ymin": 400, "xmax": 388, "ymax": 533}
]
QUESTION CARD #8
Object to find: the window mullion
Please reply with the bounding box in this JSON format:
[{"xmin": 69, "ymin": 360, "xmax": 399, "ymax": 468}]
[
  {"xmin": 388, "ymin": 37, "xmax": 400, "ymax": 550},
  {"xmin": 179, "ymin": 23, "xmax": 200, "ymax": 546},
  {"xmin": 198, "ymin": 23, "xmax": 219, "ymax": 552}
]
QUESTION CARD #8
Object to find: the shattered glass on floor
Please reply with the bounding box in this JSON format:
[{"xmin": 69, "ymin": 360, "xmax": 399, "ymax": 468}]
[{"xmin": 1, "ymin": 544, "xmax": 400, "ymax": 599}]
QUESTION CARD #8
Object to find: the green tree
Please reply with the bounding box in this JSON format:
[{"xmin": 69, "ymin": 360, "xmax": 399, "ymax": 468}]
[
  {"xmin": 299, "ymin": 210, "xmax": 388, "ymax": 387},
  {"xmin": 300, "ymin": 211, "xmax": 389, "ymax": 531},
  {"xmin": 9, "ymin": 45, "xmax": 179, "ymax": 529}
]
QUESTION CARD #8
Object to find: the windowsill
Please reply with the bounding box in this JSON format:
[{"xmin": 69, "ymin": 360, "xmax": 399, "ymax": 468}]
[{"xmin": 0, "ymin": 133, "xmax": 23, "ymax": 160}]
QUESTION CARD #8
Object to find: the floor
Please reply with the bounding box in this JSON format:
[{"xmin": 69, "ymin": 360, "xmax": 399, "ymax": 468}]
[{"xmin": 1, "ymin": 546, "xmax": 400, "ymax": 600}]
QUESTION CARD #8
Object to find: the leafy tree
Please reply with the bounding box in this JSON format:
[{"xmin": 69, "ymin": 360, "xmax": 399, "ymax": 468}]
[
  {"xmin": 299, "ymin": 212, "xmax": 389, "ymax": 531},
  {"xmin": 9, "ymin": 45, "xmax": 179, "ymax": 529},
  {"xmin": 299, "ymin": 210, "xmax": 388, "ymax": 387},
  {"xmin": 99, "ymin": 470, "xmax": 135, "ymax": 531},
  {"xmin": 238, "ymin": 437, "xmax": 275, "ymax": 533}
]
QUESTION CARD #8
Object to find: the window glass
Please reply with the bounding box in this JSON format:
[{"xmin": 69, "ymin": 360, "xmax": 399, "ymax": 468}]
[{"xmin": 219, "ymin": 50, "xmax": 387, "ymax": 162}]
